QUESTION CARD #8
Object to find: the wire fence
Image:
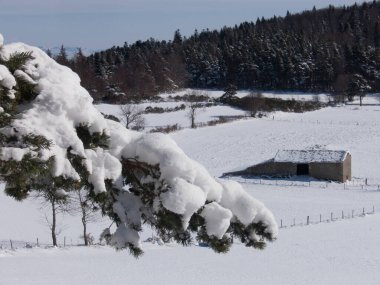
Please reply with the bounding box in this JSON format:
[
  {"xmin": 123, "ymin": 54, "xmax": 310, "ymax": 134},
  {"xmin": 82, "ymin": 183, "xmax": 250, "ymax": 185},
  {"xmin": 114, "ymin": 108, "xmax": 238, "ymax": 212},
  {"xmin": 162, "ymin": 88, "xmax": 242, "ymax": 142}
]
[
  {"xmin": 231, "ymin": 176, "xmax": 380, "ymax": 191},
  {"xmin": 0, "ymin": 236, "xmax": 79, "ymax": 251},
  {"xmin": 263, "ymin": 116, "xmax": 380, "ymax": 128},
  {"xmin": 278, "ymin": 204, "xmax": 379, "ymax": 230}
]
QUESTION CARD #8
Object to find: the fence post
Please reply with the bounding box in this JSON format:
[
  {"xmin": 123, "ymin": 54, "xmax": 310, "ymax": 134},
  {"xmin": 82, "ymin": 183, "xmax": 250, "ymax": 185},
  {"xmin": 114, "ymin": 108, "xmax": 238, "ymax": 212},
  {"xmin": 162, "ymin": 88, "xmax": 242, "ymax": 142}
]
[
  {"xmin": 331, "ymin": 212, "xmax": 333, "ymax": 221},
  {"xmin": 293, "ymin": 218, "xmax": 295, "ymax": 227},
  {"xmin": 320, "ymin": 214, "xmax": 322, "ymax": 223},
  {"xmin": 280, "ymin": 219, "xmax": 283, "ymax": 228},
  {"xmin": 64, "ymin": 236, "xmax": 66, "ymax": 248},
  {"xmin": 37, "ymin": 238, "xmax": 39, "ymax": 247},
  {"xmin": 363, "ymin": 208, "xmax": 365, "ymax": 215},
  {"xmin": 307, "ymin": 216, "xmax": 309, "ymax": 225},
  {"xmin": 342, "ymin": 210, "xmax": 344, "ymax": 219}
]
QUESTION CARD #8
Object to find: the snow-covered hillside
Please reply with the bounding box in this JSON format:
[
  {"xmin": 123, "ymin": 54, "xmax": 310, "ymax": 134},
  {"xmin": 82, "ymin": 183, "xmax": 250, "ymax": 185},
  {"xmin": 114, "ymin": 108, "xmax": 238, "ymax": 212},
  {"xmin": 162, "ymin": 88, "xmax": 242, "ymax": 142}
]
[
  {"xmin": 2, "ymin": 98, "xmax": 380, "ymax": 284},
  {"xmin": 1, "ymin": 34, "xmax": 380, "ymax": 285}
]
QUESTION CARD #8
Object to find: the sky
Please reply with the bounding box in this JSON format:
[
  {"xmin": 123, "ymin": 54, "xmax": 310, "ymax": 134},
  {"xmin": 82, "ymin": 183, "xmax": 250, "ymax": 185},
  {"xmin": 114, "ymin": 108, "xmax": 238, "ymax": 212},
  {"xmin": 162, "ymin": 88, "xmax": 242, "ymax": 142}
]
[{"xmin": 0, "ymin": 0, "xmax": 368, "ymax": 50}]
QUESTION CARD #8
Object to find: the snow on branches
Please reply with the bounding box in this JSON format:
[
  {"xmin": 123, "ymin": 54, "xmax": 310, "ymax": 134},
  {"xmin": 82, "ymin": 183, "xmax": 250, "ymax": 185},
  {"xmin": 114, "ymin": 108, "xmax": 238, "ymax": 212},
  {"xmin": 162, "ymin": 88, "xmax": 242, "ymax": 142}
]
[{"xmin": 0, "ymin": 33, "xmax": 277, "ymax": 256}]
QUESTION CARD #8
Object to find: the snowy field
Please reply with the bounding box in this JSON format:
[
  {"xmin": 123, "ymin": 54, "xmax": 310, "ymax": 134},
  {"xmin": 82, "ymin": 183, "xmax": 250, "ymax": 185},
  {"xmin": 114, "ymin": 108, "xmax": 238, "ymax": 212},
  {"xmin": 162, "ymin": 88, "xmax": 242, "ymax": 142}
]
[
  {"xmin": 2, "ymin": 97, "xmax": 380, "ymax": 284},
  {"xmin": 96, "ymin": 102, "xmax": 246, "ymax": 130}
]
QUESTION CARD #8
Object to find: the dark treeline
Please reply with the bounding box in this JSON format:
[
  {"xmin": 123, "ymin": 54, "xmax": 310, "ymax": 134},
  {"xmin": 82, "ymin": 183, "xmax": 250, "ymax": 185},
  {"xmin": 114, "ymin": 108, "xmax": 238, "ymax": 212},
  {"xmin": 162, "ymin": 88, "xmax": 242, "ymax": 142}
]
[{"xmin": 56, "ymin": 1, "xmax": 380, "ymax": 103}]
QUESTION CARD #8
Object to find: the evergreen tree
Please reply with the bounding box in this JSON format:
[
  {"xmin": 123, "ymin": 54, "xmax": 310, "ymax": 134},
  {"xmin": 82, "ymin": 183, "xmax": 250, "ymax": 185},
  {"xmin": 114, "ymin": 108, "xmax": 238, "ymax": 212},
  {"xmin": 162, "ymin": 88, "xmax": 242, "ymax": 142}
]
[{"xmin": 0, "ymin": 37, "xmax": 277, "ymax": 256}]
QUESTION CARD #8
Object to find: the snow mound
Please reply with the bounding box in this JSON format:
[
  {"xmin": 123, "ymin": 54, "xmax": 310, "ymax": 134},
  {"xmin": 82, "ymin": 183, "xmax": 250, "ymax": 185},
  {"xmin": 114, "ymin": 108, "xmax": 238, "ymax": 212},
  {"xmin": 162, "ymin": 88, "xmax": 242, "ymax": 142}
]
[{"xmin": 0, "ymin": 34, "xmax": 277, "ymax": 253}]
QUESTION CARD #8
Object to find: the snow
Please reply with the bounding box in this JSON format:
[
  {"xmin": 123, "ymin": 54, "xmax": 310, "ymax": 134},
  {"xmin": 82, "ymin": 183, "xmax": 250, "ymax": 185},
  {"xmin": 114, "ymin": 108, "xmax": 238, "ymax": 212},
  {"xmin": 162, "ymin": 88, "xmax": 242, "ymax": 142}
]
[
  {"xmin": 14, "ymin": 69, "xmax": 37, "ymax": 85},
  {"xmin": 0, "ymin": 147, "xmax": 34, "ymax": 161},
  {"xmin": 85, "ymin": 148, "xmax": 122, "ymax": 194},
  {"xmin": 274, "ymin": 149, "xmax": 349, "ymax": 163},
  {"xmin": 161, "ymin": 178, "xmax": 206, "ymax": 228},
  {"xmin": 0, "ymin": 64, "xmax": 17, "ymax": 89},
  {"xmin": 1, "ymin": 215, "xmax": 380, "ymax": 285},
  {"xmin": 201, "ymin": 202, "xmax": 233, "ymax": 239}
]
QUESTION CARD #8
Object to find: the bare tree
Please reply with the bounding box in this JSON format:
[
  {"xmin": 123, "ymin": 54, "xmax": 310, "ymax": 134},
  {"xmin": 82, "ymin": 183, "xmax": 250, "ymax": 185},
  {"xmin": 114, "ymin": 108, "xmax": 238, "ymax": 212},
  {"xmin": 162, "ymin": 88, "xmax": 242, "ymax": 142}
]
[
  {"xmin": 34, "ymin": 189, "xmax": 69, "ymax": 247},
  {"xmin": 187, "ymin": 102, "xmax": 198, "ymax": 129},
  {"xmin": 247, "ymin": 92, "xmax": 264, "ymax": 117},
  {"xmin": 186, "ymin": 91, "xmax": 207, "ymax": 128},
  {"xmin": 119, "ymin": 104, "xmax": 145, "ymax": 131},
  {"xmin": 312, "ymin": 94, "xmax": 320, "ymax": 103},
  {"xmin": 69, "ymin": 188, "xmax": 100, "ymax": 246}
]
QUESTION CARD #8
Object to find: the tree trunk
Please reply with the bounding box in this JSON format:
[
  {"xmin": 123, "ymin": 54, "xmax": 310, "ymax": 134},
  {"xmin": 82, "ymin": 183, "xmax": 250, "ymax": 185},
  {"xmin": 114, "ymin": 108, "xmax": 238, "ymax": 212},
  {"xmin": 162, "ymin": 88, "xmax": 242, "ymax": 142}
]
[
  {"xmin": 51, "ymin": 199, "xmax": 57, "ymax": 247},
  {"xmin": 82, "ymin": 216, "xmax": 88, "ymax": 246}
]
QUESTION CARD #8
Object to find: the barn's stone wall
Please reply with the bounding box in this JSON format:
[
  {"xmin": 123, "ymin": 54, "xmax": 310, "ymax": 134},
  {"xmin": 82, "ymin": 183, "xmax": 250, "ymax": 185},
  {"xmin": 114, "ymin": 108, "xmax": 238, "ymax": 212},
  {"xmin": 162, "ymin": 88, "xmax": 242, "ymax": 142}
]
[
  {"xmin": 342, "ymin": 154, "xmax": 352, "ymax": 182},
  {"xmin": 309, "ymin": 162, "xmax": 342, "ymax": 182}
]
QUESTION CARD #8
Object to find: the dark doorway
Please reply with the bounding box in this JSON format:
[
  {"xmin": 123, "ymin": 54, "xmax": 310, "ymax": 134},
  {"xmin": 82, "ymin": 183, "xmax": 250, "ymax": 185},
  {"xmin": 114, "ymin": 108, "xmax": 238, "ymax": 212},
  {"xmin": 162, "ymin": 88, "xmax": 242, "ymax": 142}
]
[{"xmin": 297, "ymin": 164, "xmax": 309, "ymax": 175}]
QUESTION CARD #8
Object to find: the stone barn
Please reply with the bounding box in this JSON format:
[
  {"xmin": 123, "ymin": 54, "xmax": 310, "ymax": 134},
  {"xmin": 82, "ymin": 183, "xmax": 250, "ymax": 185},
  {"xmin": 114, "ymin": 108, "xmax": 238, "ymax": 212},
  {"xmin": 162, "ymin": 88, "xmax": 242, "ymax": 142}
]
[{"xmin": 226, "ymin": 150, "xmax": 351, "ymax": 182}]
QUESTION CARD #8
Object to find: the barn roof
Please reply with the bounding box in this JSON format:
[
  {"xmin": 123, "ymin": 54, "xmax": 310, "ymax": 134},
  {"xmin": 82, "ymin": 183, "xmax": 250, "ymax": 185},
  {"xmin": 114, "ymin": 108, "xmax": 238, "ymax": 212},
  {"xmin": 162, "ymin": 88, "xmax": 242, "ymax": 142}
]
[{"xmin": 274, "ymin": 150, "xmax": 350, "ymax": 163}]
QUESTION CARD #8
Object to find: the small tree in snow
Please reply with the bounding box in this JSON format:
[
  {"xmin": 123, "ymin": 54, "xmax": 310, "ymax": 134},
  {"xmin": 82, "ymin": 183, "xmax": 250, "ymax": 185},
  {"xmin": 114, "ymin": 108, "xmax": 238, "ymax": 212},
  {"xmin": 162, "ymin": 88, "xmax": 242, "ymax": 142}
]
[
  {"xmin": 70, "ymin": 188, "xmax": 100, "ymax": 246},
  {"xmin": 119, "ymin": 104, "xmax": 145, "ymax": 130},
  {"xmin": 348, "ymin": 74, "xmax": 372, "ymax": 106},
  {"xmin": 246, "ymin": 92, "xmax": 264, "ymax": 117},
  {"xmin": 35, "ymin": 189, "xmax": 68, "ymax": 247},
  {"xmin": 186, "ymin": 92, "xmax": 206, "ymax": 128}
]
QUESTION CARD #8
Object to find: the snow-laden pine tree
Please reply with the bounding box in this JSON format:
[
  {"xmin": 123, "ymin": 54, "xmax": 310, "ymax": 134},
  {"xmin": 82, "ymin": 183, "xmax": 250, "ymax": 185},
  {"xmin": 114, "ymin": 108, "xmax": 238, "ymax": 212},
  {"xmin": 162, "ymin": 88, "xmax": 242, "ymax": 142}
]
[{"xmin": 0, "ymin": 34, "xmax": 277, "ymax": 256}]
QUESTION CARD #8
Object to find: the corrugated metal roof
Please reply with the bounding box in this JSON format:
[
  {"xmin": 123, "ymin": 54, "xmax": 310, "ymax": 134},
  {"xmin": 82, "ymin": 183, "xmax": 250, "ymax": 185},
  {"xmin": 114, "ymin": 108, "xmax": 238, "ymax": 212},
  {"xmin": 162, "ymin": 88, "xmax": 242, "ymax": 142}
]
[{"xmin": 274, "ymin": 150, "xmax": 350, "ymax": 163}]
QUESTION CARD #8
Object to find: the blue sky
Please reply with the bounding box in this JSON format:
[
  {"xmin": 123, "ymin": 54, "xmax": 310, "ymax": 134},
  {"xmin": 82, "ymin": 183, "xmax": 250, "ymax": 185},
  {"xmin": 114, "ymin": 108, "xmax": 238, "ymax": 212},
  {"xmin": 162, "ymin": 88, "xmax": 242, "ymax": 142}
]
[{"xmin": 0, "ymin": 0, "xmax": 367, "ymax": 49}]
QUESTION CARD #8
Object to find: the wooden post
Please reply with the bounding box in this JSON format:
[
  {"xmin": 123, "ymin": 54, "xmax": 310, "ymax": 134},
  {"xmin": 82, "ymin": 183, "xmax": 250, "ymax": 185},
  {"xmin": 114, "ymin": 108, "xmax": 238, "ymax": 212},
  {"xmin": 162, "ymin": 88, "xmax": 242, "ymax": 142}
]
[
  {"xmin": 10, "ymin": 239, "xmax": 13, "ymax": 250},
  {"xmin": 342, "ymin": 210, "xmax": 344, "ymax": 219},
  {"xmin": 363, "ymin": 208, "xmax": 365, "ymax": 215},
  {"xmin": 320, "ymin": 214, "xmax": 322, "ymax": 223},
  {"xmin": 330, "ymin": 212, "xmax": 333, "ymax": 221},
  {"xmin": 64, "ymin": 236, "xmax": 66, "ymax": 248},
  {"xmin": 307, "ymin": 216, "xmax": 309, "ymax": 225},
  {"xmin": 37, "ymin": 238, "xmax": 39, "ymax": 247},
  {"xmin": 280, "ymin": 219, "xmax": 283, "ymax": 228}
]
